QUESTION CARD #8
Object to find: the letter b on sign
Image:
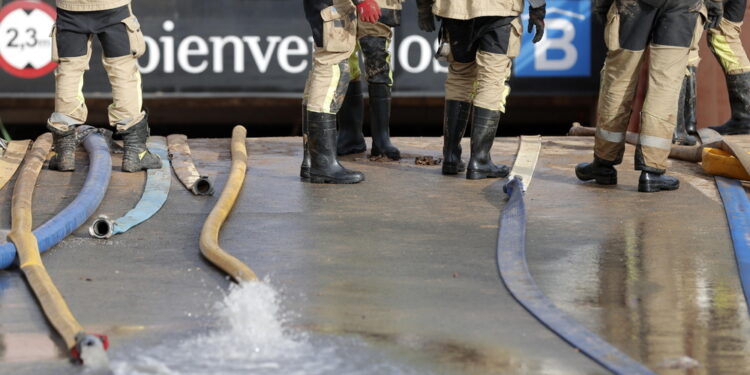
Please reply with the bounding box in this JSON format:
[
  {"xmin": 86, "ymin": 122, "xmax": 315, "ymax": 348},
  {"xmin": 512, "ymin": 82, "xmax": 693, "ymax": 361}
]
[{"xmin": 514, "ymin": 1, "xmax": 591, "ymax": 77}]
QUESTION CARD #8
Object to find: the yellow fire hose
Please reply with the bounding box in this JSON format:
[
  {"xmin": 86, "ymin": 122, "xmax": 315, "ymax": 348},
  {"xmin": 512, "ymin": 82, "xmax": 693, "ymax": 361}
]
[
  {"xmin": 7, "ymin": 133, "xmax": 108, "ymax": 365},
  {"xmin": 199, "ymin": 125, "xmax": 258, "ymax": 283}
]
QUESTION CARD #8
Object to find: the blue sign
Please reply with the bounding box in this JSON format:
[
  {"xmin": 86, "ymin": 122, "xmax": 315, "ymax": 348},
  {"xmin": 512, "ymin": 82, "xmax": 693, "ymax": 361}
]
[{"xmin": 514, "ymin": 1, "xmax": 591, "ymax": 77}]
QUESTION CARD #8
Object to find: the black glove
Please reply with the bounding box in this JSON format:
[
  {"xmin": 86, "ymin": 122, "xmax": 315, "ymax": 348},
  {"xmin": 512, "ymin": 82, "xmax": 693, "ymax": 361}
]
[
  {"xmin": 704, "ymin": 0, "xmax": 723, "ymax": 29},
  {"xmin": 528, "ymin": 5, "xmax": 546, "ymax": 44},
  {"xmin": 593, "ymin": 0, "xmax": 614, "ymax": 24},
  {"xmin": 417, "ymin": 0, "xmax": 435, "ymax": 32}
]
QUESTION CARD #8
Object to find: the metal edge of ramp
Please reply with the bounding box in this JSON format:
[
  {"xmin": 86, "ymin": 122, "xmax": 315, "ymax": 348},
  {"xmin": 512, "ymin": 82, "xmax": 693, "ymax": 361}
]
[
  {"xmin": 89, "ymin": 136, "xmax": 171, "ymax": 238},
  {"xmin": 496, "ymin": 136, "xmax": 656, "ymax": 375},
  {"xmin": 714, "ymin": 176, "xmax": 750, "ymax": 313}
]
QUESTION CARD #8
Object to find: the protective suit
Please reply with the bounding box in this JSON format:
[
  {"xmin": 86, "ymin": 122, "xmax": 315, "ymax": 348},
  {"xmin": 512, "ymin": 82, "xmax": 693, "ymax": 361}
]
[
  {"xmin": 337, "ymin": 0, "xmax": 403, "ymax": 160},
  {"xmin": 49, "ymin": 0, "xmax": 159, "ymax": 172},
  {"xmin": 707, "ymin": 0, "xmax": 750, "ymax": 134},
  {"xmin": 302, "ymin": 0, "xmax": 381, "ymax": 184},
  {"xmin": 418, "ymin": 0, "xmax": 546, "ymax": 179},
  {"xmin": 577, "ymin": 0, "xmax": 708, "ymax": 192}
]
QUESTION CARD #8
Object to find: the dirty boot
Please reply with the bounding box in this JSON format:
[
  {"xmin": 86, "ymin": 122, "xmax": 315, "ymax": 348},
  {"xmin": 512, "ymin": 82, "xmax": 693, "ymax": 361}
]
[
  {"xmin": 368, "ymin": 83, "xmax": 400, "ymax": 160},
  {"xmin": 301, "ymin": 106, "xmax": 311, "ymax": 180},
  {"xmin": 47, "ymin": 113, "xmax": 81, "ymax": 171},
  {"xmin": 442, "ymin": 100, "xmax": 471, "ymax": 175},
  {"xmin": 575, "ymin": 157, "xmax": 617, "ymax": 185},
  {"xmin": 710, "ymin": 71, "xmax": 750, "ymax": 135},
  {"xmin": 673, "ymin": 76, "xmax": 697, "ymax": 146},
  {"xmin": 466, "ymin": 107, "xmax": 509, "ymax": 180},
  {"xmin": 638, "ymin": 170, "xmax": 679, "ymax": 192},
  {"xmin": 308, "ymin": 111, "xmax": 365, "ymax": 184},
  {"xmin": 685, "ymin": 66, "xmax": 698, "ymax": 136},
  {"xmin": 337, "ymin": 81, "xmax": 367, "ymax": 155},
  {"xmin": 118, "ymin": 115, "xmax": 161, "ymax": 172}
]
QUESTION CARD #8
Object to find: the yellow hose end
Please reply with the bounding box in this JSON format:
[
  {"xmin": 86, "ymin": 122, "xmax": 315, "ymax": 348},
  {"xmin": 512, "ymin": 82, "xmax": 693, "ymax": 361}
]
[{"xmin": 702, "ymin": 147, "xmax": 750, "ymax": 180}]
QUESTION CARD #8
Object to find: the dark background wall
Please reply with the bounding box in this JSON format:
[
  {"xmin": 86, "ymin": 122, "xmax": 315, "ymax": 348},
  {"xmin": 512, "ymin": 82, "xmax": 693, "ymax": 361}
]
[{"xmin": 0, "ymin": 0, "xmax": 739, "ymax": 139}]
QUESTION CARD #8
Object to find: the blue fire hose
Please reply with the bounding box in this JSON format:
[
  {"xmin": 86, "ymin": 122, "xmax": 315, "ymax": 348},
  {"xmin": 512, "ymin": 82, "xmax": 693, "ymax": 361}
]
[
  {"xmin": 498, "ymin": 177, "xmax": 656, "ymax": 375},
  {"xmin": 0, "ymin": 130, "xmax": 112, "ymax": 269},
  {"xmin": 715, "ymin": 176, "xmax": 750, "ymax": 312},
  {"xmin": 89, "ymin": 136, "xmax": 170, "ymax": 239}
]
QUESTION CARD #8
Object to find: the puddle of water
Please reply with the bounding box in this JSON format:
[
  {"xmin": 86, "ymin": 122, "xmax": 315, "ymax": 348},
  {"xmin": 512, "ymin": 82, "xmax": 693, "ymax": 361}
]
[{"xmin": 109, "ymin": 281, "xmax": 424, "ymax": 375}]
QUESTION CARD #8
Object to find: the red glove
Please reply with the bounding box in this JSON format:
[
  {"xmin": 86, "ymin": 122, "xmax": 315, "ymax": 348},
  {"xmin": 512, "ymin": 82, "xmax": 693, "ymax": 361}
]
[{"xmin": 356, "ymin": 0, "xmax": 381, "ymax": 24}]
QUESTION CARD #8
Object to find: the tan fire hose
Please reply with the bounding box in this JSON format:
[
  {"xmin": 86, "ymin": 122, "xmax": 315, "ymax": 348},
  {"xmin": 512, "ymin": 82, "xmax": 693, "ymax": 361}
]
[
  {"xmin": 199, "ymin": 125, "xmax": 258, "ymax": 283},
  {"xmin": 7, "ymin": 133, "xmax": 109, "ymax": 365}
]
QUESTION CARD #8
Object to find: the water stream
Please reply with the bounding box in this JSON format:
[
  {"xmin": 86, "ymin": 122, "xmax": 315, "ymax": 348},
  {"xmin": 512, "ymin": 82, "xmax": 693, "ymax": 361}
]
[{"xmin": 109, "ymin": 282, "xmax": 423, "ymax": 375}]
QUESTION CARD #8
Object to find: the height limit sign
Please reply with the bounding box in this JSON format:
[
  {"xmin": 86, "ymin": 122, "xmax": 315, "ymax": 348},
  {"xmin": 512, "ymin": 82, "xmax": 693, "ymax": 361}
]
[{"xmin": 0, "ymin": 1, "xmax": 56, "ymax": 79}]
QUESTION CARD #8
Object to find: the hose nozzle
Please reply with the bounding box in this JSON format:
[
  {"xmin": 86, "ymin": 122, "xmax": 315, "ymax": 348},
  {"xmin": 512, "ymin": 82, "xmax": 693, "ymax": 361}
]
[
  {"xmin": 72, "ymin": 332, "xmax": 109, "ymax": 368},
  {"xmin": 89, "ymin": 216, "xmax": 115, "ymax": 239}
]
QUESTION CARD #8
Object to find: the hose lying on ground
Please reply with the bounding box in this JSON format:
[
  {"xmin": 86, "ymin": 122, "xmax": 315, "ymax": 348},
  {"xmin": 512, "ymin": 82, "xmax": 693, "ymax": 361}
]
[
  {"xmin": 7, "ymin": 133, "xmax": 109, "ymax": 365},
  {"xmin": 89, "ymin": 136, "xmax": 171, "ymax": 239},
  {"xmin": 167, "ymin": 134, "xmax": 214, "ymax": 195},
  {"xmin": 715, "ymin": 176, "xmax": 750, "ymax": 315},
  {"xmin": 0, "ymin": 140, "xmax": 30, "ymax": 191},
  {"xmin": 199, "ymin": 125, "xmax": 257, "ymax": 283},
  {"xmin": 0, "ymin": 129, "xmax": 112, "ymax": 269},
  {"xmin": 497, "ymin": 136, "xmax": 656, "ymax": 375},
  {"xmin": 567, "ymin": 122, "xmax": 704, "ymax": 162}
]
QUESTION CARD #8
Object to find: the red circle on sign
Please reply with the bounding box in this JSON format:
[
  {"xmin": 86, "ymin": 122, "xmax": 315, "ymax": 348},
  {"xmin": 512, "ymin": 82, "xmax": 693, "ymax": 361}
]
[{"xmin": 0, "ymin": 1, "xmax": 57, "ymax": 79}]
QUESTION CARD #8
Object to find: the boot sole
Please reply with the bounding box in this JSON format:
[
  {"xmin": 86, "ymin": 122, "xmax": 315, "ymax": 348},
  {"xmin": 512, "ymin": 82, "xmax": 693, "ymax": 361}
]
[
  {"xmin": 466, "ymin": 169, "xmax": 509, "ymax": 180},
  {"xmin": 371, "ymin": 147, "xmax": 401, "ymax": 161},
  {"xmin": 442, "ymin": 164, "xmax": 466, "ymax": 175},
  {"xmin": 309, "ymin": 174, "xmax": 365, "ymax": 184},
  {"xmin": 337, "ymin": 144, "xmax": 367, "ymax": 156},
  {"xmin": 575, "ymin": 170, "xmax": 617, "ymax": 185},
  {"xmin": 638, "ymin": 182, "xmax": 680, "ymax": 193}
]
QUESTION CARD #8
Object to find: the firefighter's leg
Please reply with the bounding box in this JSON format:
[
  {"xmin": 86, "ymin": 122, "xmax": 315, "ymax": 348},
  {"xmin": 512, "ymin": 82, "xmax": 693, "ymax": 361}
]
[
  {"xmin": 442, "ymin": 18, "xmax": 478, "ymax": 176},
  {"xmin": 100, "ymin": 8, "xmax": 159, "ymax": 172},
  {"xmin": 336, "ymin": 49, "xmax": 367, "ymax": 155},
  {"xmin": 579, "ymin": 2, "xmax": 653, "ymax": 184},
  {"xmin": 635, "ymin": 3, "xmax": 697, "ymax": 192},
  {"xmin": 708, "ymin": 0, "xmax": 750, "ymax": 134},
  {"xmin": 463, "ymin": 17, "xmax": 521, "ymax": 180},
  {"xmin": 359, "ymin": 21, "xmax": 400, "ymax": 160},
  {"xmin": 674, "ymin": 11, "xmax": 704, "ymax": 144},
  {"xmin": 49, "ymin": 26, "xmax": 92, "ymax": 171},
  {"xmin": 304, "ymin": 2, "xmax": 364, "ymax": 183}
]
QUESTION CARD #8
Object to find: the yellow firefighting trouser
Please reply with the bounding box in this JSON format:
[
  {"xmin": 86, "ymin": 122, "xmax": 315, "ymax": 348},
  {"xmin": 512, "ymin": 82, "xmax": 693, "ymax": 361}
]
[
  {"xmin": 443, "ymin": 17, "xmax": 522, "ymax": 112},
  {"xmin": 708, "ymin": 18, "xmax": 750, "ymax": 74},
  {"xmin": 303, "ymin": 2, "xmax": 358, "ymax": 114},
  {"xmin": 50, "ymin": 4, "xmax": 146, "ymax": 131},
  {"xmin": 595, "ymin": 2, "xmax": 702, "ymax": 171}
]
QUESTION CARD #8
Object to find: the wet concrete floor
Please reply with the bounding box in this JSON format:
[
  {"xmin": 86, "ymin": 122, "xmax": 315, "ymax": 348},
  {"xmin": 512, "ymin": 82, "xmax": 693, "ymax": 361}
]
[{"xmin": 0, "ymin": 136, "xmax": 747, "ymax": 374}]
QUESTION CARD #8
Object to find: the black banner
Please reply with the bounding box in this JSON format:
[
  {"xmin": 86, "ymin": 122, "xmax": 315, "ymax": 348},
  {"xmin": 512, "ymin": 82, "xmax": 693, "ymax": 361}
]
[{"xmin": 0, "ymin": 0, "xmax": 603, "ymax": 98}]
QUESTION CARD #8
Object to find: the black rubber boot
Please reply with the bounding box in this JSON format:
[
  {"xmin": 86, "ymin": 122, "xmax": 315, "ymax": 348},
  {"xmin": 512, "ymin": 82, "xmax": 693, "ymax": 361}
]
[
  {"xmin": 442, "ymin": 100, "xmax": 471, "ymax": 175},
  {"xmin": 673, "ymin": 76, "xmax": 697, "ymax": 146},
  {"xmin": 466, "ymin": 107, "xmax": 509, "ymax": 180},
  {"xmin": 368, "ymin": 83, "xmax": 401, "ymax": 160},
  {"xmin": 710, "ymin": 71, "xmax": 750, "ymax": 135},
  {"xmin": 685, "ymin": 66, "xmax": 698, "ymax": 136},
  {"xmin": 118, "ymin": 116, "xmax": 161, "ymax": 172},
  {"xmin": 300, "ymin": 106, "xmax": 311, "ymax": 180},
  {"xmin": 337, "ymin": 80, "xmax": 367, "ymax": 155},
  {"xmin": 307, "ymin": 111, "xmax": 365, "ymax": 184},
  {"xmin": 638, "ymin": 170, "xmax": 680, "ymax": 192},
  {"xmin": 575, "ymin": 157, "xmax": 617, "ymax": 185},
  {"xmin": 47, "ymin": 118, "xmax": 78, "ymax": 172}
]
